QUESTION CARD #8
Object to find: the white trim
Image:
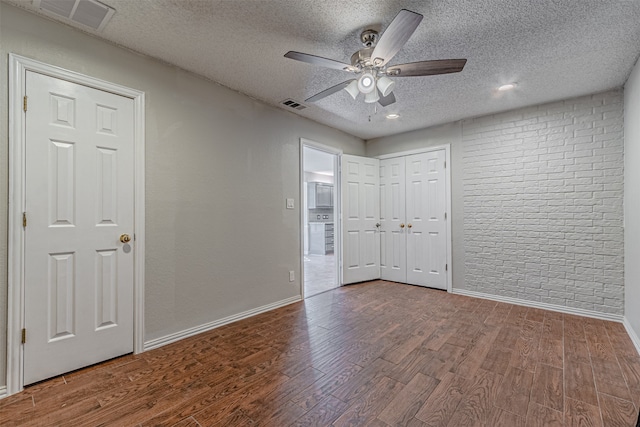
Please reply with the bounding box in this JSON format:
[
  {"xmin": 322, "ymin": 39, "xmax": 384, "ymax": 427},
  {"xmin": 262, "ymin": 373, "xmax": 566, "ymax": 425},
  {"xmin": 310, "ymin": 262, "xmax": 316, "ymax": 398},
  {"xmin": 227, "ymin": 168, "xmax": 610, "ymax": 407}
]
[
  {"xmin": 375, "ymin": 144, "xmax": 453, "ymax": 293},
  {"xmin": 7, "ymin": 54, "xmax": 146, "ymax": 396},
  {"xmin": 452, "ymin": 288, "xmax": 624, "ymax": 322},
  {"xmin": 144, "ymin": 296, "xmax": 302, "ymax": 351},
  {"xmin": 0, "ymin": 386, "xmax": 7, "ymax": 400},
  {"xmin": 375, "ymin": 144, "xmax": 452, "ymax": 160},
  {"xmin": 623, "ymin": 317, "xmax": 640, "ymax": 356},
  {"xmin": 299, "ymin": 138, "xmax": 343, "ymax": 298}
]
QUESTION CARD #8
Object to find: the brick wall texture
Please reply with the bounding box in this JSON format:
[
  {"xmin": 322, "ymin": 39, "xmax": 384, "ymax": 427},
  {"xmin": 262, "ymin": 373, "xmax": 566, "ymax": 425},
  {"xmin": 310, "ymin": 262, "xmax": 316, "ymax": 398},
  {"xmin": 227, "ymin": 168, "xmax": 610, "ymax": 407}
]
[{"xmin": 462, "ymin": 90, "xmax": 624, "ymax": 315}]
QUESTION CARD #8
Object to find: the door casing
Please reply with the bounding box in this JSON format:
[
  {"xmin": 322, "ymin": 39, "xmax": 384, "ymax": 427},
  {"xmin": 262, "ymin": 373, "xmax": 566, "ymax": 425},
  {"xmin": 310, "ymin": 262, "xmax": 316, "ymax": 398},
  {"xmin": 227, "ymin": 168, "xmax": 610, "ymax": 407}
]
[
  {"xmin": 7, "ymin": 54, "xmax": 146, "ymax": 396},
  {"xmin": 299, "ymin": 138, "xmax": 342, "ymax": 298}
]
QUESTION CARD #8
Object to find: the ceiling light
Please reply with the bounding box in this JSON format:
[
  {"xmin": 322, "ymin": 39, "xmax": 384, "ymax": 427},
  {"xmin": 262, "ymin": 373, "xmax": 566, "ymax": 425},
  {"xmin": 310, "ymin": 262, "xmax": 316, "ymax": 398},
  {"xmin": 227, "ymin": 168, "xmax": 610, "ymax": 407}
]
[
  {"xmin": 386, "ymin": 113, "xmax": 400, "ymax": 119},
  {"xmin": 498, "ymin": 83, "xmax": 517, "ymax": 91},
  {"xmin": 358, "ymin": 72, "xmax": 376, "ymax": 94},
  {"xmin": 364, "ymin": 90, "xmax": 380, "ymax": 104},
  {"xmin": 376, "ymin": 76, "xmax": 396, "ymax": 97},
  {"xmin": 344, "ymin": 80, "xmax": 359, "ymax": 100}
]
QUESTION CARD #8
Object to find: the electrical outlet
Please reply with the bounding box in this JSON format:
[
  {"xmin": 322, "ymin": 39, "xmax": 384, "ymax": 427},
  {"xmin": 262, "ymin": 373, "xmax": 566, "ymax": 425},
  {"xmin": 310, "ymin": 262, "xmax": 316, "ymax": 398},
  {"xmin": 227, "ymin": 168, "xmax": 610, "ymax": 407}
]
[
  {"xmin": 286, "ymin": 198, "xmax": 294, "ymax": 209},
  {"xmin": 289, "ymin": 270, "xmax": 295, "ymax": 282}
]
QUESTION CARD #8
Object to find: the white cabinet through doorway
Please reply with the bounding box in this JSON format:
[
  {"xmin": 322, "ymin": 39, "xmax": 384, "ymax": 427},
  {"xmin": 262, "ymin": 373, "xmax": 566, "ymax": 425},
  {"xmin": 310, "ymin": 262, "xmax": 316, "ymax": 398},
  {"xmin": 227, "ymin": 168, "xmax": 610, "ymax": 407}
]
[{"xmin": 379, "ymin": 150, "xmax": 447, "ymax": 289}]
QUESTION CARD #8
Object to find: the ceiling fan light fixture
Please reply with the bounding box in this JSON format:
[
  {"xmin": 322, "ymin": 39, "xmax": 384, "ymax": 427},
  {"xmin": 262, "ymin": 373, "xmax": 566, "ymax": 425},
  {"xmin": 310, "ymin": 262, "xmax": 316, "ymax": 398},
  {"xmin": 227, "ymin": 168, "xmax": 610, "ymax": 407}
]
[
  {"xmin": 358, "ymin": 72, "xmax": 376, "ymax": 94},
  {"xmin": 344, "ymin": 80, "xmax": 359, "ymax": 100},
  {"xmin": 364, "ymin": 90, "xmax": 380, "ymax": 104},
  {"xmin": 498, "ymin": 82, "xmax": 517, "ymax": 91},
  {"xmin": 377, "ymin": 76, "xmax": 396, "ymax": 97}
]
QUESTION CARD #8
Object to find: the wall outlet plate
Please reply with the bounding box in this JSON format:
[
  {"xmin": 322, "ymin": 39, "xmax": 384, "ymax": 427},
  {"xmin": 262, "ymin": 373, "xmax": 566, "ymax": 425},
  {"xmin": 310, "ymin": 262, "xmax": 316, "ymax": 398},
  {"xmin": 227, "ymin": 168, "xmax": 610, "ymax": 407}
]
[
  {"xmin": 286, "ymin": 198, "xmax": 294, "ymax": 209},
  {"xmin": 289, "ymin": 270, "xmax": 295, "ymax": 282}
]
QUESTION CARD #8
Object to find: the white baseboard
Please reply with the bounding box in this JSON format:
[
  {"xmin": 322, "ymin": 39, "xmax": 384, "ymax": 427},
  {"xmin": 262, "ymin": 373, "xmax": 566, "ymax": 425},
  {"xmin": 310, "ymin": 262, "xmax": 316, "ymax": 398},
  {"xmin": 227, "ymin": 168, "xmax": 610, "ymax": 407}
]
[
  {"xmin": 0, "ymin": 386, "xmax": 7, "ymax": 400},
  {"xmin": 623, "ymin": 317, "xmax": 640, "ymax": 356},
  {"xmin": 451, "ymin": 289, "xmax": 624, "ymax": 322},
  {"xmin": 144, "ymin": 295, "xmax": 302, "ymax": 351}
]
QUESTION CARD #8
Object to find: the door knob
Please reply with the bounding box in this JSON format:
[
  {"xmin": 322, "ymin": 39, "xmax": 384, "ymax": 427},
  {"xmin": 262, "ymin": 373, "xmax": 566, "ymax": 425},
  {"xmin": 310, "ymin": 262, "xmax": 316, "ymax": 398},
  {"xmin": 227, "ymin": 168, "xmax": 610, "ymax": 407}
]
[
  {"xmin": 400, "ymin": 223, "xmax": 405, "ymax": 228},
  {"xmin": 408, "ymin": 223, "xmax": 412, "ymax": 228},
  {"xmin": 375, "ymin": 223, "xmax": 381, "ymax": 228},
  {"xmin": 120, "ymin": 234, "xmax": 131, "ymax": 243}
]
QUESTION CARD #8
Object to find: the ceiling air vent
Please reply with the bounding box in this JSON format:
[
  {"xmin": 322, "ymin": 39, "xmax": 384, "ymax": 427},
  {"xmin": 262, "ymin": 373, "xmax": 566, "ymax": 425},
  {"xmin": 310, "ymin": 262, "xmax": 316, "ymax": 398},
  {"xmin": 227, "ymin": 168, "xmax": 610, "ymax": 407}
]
[
  {"xmin": 281, "ymin": 99, "xmax": 307, "ymax": 111},
  {"xmin": 33, "ymin": 0, "xmax": 115, "ymax": 32}
]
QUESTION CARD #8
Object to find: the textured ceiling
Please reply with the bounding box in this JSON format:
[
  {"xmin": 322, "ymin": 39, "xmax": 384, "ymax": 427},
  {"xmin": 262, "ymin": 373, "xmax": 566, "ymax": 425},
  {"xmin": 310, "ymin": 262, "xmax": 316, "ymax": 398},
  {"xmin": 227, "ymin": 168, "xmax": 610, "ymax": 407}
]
[{"xmin": 6, "ymin": 0, "xmax": 640, "ymax": 140}]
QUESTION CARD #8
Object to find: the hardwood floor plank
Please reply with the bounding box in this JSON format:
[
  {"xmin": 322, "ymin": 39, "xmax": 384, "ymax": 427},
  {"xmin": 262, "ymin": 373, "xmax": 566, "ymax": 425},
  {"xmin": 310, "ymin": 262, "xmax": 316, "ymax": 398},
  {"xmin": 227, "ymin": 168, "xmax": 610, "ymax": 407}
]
[
  {"xmin": 446, "ymin": 369, "xmax": 502, "ymax": 426},
  {"xmin": 494, "ymin": 366, "xmax": 534, "ymax": 417},
  {"xmin": 564, "ymin": 397, "xmax": 603, "ymax": 427},
  {"xmin": 525, "ymin": 402, "xmax": 564, "ymax": 427},
  {"xmin": 564, "ymin": 360, "xmax": 599, "ymax": 407},
  {"xmin": 377, "ymin": 373, "xmax": 440, "ymax": 426},
  {"xmin": 489, "ymin": 407, "xmax": 526, "ymax": 427},
  {"xmin": 414, "ymin": 372, "xmax": 469, "ymax": 426},
  {"xmin": 590, "ymin": 357, "xmax": 632, "ymax": 401},
  {"xmin": 618, "ymin": 356, "xmax": 640, "ymax": 408},
  {"xmin": 290, "ymin": 394, "xmax": 350, "ymax": 426},
  {"xmin": 530, "ymin": 363, "xmax": 564, "ymax": 412},
  {"xmin": 292, "ymin": 361, "xmax": 362, "ymax": 410},
  {"xmin": 598, "ymin": 393, "xmax": 637, "ymax": 427},
  {"xmin": 333, "ymin": 376, "xmax": 404, "ymax": 426},
  {"xmin": 480, "ymin": 344, "xmax": 512, "ymax": 376}
]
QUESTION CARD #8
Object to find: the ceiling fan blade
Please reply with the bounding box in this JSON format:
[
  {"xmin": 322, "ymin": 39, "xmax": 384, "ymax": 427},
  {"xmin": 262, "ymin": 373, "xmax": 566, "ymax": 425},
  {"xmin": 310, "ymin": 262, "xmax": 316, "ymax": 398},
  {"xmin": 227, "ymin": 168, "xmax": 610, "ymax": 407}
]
[
  {"xmin": 284, "ymin": 51, "xmax": 355, "ymax": 72},
  {"xmin": 371, "ymin": 9, "xmax": 423, "ymax": 67},
  {"xmin": 387, "ymin": 59, "xmax": 467, "ymax": 77},
  {"xmin": 378, "ymin": 91, "xmax": 396, "ymax": 107},
  {"xmin": 306, "ymin": 80, "xmax": 356, "ymax": 102}
]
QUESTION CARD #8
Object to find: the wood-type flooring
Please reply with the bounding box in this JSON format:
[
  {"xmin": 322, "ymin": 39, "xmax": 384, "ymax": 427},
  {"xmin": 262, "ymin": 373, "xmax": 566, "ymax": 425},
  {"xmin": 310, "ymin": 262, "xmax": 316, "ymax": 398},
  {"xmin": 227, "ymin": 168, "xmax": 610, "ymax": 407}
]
[{"xmin": 1, "ymin": 280, "xmax": 639, "ymax": 426}]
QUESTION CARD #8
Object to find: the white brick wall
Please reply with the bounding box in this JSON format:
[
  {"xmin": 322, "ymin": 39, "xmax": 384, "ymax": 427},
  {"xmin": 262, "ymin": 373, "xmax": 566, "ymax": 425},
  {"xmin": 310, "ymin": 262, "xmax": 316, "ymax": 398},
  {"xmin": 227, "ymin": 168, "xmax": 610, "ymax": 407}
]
[{"xmin": 462, "ymin": 91, "xmax": 624, "ymax": 315}]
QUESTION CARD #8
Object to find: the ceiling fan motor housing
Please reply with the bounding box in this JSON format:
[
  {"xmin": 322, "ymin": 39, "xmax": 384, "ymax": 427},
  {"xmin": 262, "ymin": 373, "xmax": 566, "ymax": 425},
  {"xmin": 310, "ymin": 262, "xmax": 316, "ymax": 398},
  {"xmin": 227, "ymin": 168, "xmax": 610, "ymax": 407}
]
[
  {"xmin": 360, "ymin": 29, "xmax": 378, "ymax": 47},
  {"xmin": 351, "ymin": 47, "xmax": 375, "ymax": 68}
]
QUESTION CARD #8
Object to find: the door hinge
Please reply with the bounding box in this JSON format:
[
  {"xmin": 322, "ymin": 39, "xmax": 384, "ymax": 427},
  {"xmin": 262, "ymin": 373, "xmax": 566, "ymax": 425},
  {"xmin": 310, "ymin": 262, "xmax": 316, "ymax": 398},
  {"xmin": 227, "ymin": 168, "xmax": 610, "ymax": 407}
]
[
  {"xmin": 23, "ymin": 212, "xmax": 27, "ymax": 228},
  {"xmin": 444, "ymin": 160, "xmax": 446, "ymax": 168},
  {"xmin": 21, "ymin": 328, "xmax": 26, "ymax": 344},
  {"xmin": 444, "ymin": 212, "xmax": 447, "ymax": 220},
  {"xmin": 445, "ymin": 264, "xmax": 448, "ymax": 272},
  {"xmin": 23, "ymin": 96, "xmax": 28, "ymax": 112}
]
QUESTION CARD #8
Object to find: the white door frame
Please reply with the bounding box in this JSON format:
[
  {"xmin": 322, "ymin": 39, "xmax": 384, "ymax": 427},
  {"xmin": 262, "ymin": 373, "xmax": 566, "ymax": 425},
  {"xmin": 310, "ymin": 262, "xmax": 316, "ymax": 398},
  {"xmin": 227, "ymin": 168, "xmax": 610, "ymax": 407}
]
[
  {"xmin": 376, "ymin": 144, "xmax": 453, "ymax": 293},
  {"xmin": 299, "ymin": 138, "xmax": 343, "ymax": 298},
  {"xmin": 7, "ymin": 54, "xmax": 146, "ymax": 395}
]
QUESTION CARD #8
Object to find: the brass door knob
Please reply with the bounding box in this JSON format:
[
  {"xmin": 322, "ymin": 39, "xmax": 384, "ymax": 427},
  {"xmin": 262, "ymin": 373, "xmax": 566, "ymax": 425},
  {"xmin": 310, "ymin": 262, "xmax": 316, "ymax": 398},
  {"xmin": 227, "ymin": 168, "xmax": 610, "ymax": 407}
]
[
  {"xmin": 408, "ymin": 223, "xmax": 413, "ymax": 228},
  {"xmin": 120, "ymin": 234, "xmax": 131, "ymax": 243},
  {"xmin": 400, "ymin": 223, "xmax": 405, "ymax": 228}
]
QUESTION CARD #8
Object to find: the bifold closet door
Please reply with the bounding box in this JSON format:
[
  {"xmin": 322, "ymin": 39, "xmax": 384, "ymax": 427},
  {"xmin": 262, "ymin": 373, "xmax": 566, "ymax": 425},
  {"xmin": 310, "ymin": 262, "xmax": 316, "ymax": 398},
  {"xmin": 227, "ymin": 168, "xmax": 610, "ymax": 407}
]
[
  {"xmin": 380, "ymin": 157, "xmax": 406, "ymax": 283},
  {"xmin": 379, "ymin": 150, "xmax": 447, "ymax": 290},
  {"xmin": 406, "ymin": 151, "xmax": 447, "ymax": 289}
]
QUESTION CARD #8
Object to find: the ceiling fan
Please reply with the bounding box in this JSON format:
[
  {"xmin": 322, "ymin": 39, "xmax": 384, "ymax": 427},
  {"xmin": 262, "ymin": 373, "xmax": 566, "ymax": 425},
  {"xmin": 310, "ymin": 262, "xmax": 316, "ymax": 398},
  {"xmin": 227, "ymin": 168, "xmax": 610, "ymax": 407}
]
[{"xmin": 284, "ymin": 9, "xmax": 467, "ymax": 107}]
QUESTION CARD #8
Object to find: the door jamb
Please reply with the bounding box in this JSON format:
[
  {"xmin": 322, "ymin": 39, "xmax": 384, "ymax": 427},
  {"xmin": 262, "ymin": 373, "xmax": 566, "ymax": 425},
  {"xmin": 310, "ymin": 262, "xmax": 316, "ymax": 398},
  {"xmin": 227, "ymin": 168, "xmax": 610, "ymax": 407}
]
[
  {"xmin": 7, "ymin": 54, "xmax": 146, "ymax": 396},
  {"xmin": 375, "ymin": 144, "xmax": 453, "ymax": 293},
  {"xmin": 299, "ymin": 139, "xmax": 343, "ymax": 299}
]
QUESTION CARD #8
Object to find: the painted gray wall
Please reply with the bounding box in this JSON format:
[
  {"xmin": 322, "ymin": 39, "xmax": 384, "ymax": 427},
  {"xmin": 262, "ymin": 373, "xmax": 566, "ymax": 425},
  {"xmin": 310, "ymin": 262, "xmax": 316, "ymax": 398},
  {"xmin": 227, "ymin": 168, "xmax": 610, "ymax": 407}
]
[
  {"xmin": 0, "ymin": 3, "xmax": 365, "ymax": 387},
  {"xmin": 367, "ymin": 122, "xmax": 465, "ymax": 291},
  {"xmin": 624, "ymin": 57, "xmax": 640, "ymax": 342}
]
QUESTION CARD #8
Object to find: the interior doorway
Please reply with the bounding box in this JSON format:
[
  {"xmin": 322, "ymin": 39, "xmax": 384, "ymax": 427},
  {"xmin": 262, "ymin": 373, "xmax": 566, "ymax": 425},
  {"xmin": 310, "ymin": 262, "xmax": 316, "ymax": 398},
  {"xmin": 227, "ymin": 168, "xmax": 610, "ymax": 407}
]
[{"xmin": 301, "ymin": 143, "xmax": 340, "ymax": 297}]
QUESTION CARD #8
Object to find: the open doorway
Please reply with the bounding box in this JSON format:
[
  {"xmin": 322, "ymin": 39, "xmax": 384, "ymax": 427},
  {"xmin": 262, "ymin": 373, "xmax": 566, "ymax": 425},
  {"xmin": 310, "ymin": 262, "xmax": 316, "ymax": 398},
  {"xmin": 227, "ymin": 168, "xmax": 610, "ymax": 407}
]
[{"xmin": 302, "ymin": 143, "xmax": 340, "ymax": 297}]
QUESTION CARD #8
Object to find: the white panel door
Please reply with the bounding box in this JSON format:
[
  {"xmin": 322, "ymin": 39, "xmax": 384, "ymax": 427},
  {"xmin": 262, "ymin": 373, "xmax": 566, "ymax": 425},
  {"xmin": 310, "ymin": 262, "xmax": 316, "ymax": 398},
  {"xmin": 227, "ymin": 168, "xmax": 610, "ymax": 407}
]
[
  {"xmin": 24, "ymin": 71, "xmax": 135, "ymax": 385},
  {"xmin": 342, "ymin": 154, "xmax": 380, "ymax": 284},
  {"xmin": 406, "ymin": 151, "xmax": 447, "ymax": 289},
  {"xmin": 380, "ymin": 157, "xmax": 406, "ymax": 283}
]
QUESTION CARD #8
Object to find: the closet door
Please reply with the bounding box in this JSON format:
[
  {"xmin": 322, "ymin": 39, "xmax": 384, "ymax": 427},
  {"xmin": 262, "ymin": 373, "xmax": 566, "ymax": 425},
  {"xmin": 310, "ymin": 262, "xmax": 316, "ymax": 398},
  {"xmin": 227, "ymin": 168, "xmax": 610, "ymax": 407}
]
[
  {"xmin": 406, "ymin": 150, "xmax": 447, "ymax": 289},
  {"xmin": 380, "ymin": 157, "xmax": 406, "ymax": 282}
]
